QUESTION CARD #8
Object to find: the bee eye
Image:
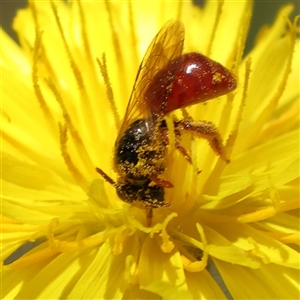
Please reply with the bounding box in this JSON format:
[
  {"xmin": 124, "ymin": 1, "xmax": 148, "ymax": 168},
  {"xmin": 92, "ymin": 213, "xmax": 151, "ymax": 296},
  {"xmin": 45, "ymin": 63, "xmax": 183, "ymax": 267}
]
[{"xmin": 115, "ymin": 119, "xmax": 148, "ymax": 166}]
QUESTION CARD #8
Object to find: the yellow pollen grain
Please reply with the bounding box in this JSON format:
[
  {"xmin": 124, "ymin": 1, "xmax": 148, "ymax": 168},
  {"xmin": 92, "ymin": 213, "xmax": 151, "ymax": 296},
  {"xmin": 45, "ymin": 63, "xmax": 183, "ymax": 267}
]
[{"xmin": 212, "ymin": 72, "xmax": 223, "ymax": 83}]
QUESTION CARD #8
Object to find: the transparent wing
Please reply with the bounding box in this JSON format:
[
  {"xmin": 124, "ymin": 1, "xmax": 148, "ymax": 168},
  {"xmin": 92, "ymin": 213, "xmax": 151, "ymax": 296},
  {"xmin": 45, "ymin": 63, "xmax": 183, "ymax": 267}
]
[{"xmin": 116, "ymin": 20, "xmax": 184, "ymax": 143}]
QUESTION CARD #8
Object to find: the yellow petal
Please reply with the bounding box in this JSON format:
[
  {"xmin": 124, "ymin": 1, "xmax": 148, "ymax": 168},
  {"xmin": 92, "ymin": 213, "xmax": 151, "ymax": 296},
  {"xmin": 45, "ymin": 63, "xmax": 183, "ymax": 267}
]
[
  {"xmin": 234, "ymin": 4, "xmax": 296, "ymax": 153},
  {"xmin": 212, "ymin": 223, "xmax": 299, "ymax": 268},
  {"xmin": 139, "ymin": 236, "xmax": 191, "ymax": 298},
  {"xmin": 2, "ymin": 259, "xmax": 52, "ymax": 299},
  {"xmin": 185, "ymin": 270, "xmax": 227, "ymax": 299},
  {"xmin": 70, "ymin": 236, "xmax": 140, "ymax": 298},
  {"xmin": 203, "ymin": 129, "xmax": 298, "ymax": 209},
  {"xmin": 13, "ymin": 249, "xmax": 93, "ymax": 299},
  {"xmin": 214, "ymin": 259, "xmax": 300, "ymax": 299}
]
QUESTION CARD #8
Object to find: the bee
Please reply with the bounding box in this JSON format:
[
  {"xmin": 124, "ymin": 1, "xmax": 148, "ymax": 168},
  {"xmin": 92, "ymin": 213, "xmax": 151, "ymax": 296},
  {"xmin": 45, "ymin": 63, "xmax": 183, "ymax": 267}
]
[{"xmin": 96, "ymin": 20, "xmax": 236, "ymax": 225}]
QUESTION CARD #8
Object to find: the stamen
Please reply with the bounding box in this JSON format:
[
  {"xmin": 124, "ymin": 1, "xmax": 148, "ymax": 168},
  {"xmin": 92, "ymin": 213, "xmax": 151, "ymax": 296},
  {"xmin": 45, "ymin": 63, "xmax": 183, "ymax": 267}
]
[
  {"xmin": 128, "ymin": 1, "xmax": 139, "ymax": 68},
  {"xmin": 46, "ymin": 78, "xmax": 95, "ymax": 178},
  {"xmin": 30, "ymin": 4, "xmax": 57, "ymax": 134},
  {"xmin": 97, "ymin": 54, "xmax": 120, "ymax": 129},
  {"xmin": 47, "ymin": 225, "xmax": 131, "ymax": 253},
  {"xmin": 50, "ymin": 1, "xmax": 85, "ymax": 92},
  {"xmin": 227, "ymin": 58, "xmax": 251, "ymax": 155},
  {"xmin": 231, "ymin": 4, "xmax": 252, "ymax": 71},
  {"xmin": 247, "ymin": 237, "xmax": 270, "ymax": 263},
  {"xmin": 105, "ymin": 1, "xmax": 128, "ymax": 96},
  {"xmin": 51, "ymin": 0, "xmax": 103, "ymax": 151},
  {"xmin": 157, "ymin": 213, "xmax": 178, "ymax": 253},
  {"xmin": 51, "ymin": 230, "xmax": 107, "ymax": 252},
  {"xmin": 29, "ymin": 2, "xmax": 61, "ymax": 82},
  {"xmin": 32, "ymin": 32, "xmax": 56, "ymax": 130},
  {"xmin": 206, "ymin": 0, "xmax": 223, "ymax": 57},
  {"xmin": 76, "ymin": 0, "xmax": 94, "ymax": 66},
  {"xmin": 170, "ymin": 225, "xmax": 209, "ymax": 272},
  {"xmin": 170, "ymin": 228, "xmax": 205, "ymax": 251},
  {"xmin": 196, "ymin": 223, "xmax": 208, "ymax": 262},
  {"xmin": 58, "ymin": 122, "xmax": 87, "ymax": 191}
]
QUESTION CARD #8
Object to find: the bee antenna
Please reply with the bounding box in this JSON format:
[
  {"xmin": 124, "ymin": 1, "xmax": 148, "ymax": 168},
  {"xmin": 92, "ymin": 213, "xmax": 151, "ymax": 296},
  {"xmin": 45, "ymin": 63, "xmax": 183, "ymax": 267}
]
[{"xmin": 95, "ymin": 167, "xmax": 117, "ymax": 186}]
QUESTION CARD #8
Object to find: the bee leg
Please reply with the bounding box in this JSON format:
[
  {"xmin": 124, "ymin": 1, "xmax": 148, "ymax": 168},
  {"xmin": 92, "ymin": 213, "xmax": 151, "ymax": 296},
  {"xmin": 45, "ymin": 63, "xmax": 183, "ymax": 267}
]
[
  {"xmin": 160, "ymin": 127, "xmax": 193, "ymax": 164},
  {"xmin": 150, "ymin": 177, "xmax": 174, "ymax": 188},
  {"xmin": 174, "ymin": 140, "xmax": 192, "ymax": 164},
  {"xmin": 175, "ymin": 120, "xmax": 230, "ymax": 163},
  {"xmin": 146, "ymin": 208, "xmax": 153, "ymax": 226},
  {"xmin": 96, "ymin": 167, "xmax": 117, "ymax": 186},
  {"xmin": 172, "ymin": 141, "xmax": 202, "ymax": 175}
]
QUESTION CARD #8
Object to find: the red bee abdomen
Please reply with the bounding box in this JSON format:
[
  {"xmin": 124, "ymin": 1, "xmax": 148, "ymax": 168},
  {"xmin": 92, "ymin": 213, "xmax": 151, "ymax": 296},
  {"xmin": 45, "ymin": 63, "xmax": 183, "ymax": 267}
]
[{"xmin": 145, "ymin": 52, "xmax": 237, "ymax": 116}]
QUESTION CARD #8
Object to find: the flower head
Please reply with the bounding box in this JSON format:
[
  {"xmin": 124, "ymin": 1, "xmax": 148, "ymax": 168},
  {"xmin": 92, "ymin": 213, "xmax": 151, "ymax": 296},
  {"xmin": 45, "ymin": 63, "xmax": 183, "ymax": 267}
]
[{"xmin": 2, "ymin": 0, "xmax": 299, "ymax": 299}]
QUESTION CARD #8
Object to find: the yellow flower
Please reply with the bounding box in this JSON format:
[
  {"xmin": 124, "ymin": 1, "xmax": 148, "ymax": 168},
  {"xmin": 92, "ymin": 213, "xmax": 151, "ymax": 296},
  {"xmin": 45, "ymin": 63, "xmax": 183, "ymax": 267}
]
[{"xmin": 1, "ymin": 0, "xmax": 299, "ymax": 299}]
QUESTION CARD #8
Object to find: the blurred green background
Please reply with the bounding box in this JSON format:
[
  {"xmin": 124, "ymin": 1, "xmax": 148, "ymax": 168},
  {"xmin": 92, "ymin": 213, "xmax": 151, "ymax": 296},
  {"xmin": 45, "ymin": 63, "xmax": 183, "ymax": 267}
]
[{"xmin": 1, "ymin": 0, "xmax": 299, "ymax": 54}]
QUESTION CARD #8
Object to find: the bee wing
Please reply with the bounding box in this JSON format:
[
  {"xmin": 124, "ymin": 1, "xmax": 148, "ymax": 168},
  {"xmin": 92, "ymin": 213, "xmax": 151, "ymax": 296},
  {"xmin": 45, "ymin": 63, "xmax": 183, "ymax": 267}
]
[{"xmin": 117, "ymin": 20, "xmax": 184, "ymax": 142}]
